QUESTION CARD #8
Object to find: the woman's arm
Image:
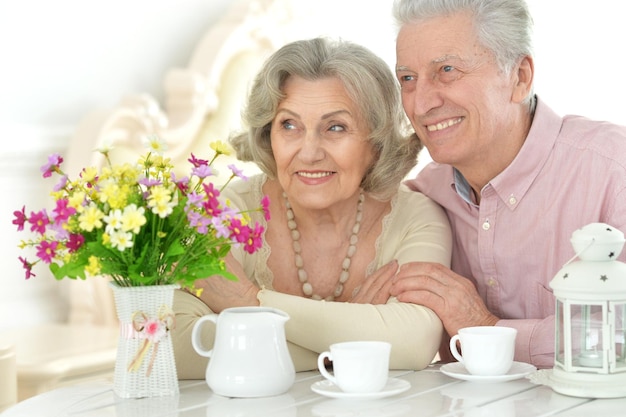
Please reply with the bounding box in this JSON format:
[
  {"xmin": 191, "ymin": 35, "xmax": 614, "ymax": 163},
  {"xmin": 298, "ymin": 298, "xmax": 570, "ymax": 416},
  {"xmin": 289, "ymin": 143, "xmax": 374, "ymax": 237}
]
[{"xmin": 258, "ymin": 289, "xmax": 443, "ymax": 370}]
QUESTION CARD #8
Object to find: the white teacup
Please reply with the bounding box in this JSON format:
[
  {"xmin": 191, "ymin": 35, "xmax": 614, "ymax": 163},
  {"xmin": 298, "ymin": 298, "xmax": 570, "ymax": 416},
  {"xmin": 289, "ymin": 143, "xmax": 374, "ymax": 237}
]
[
  {"xmin": 449, "ymin": 326, "xmax": 517, "ymax": 376},
  {"xmin": 317, "ymin": 341, "xmax": 391, "ymax": 393}
]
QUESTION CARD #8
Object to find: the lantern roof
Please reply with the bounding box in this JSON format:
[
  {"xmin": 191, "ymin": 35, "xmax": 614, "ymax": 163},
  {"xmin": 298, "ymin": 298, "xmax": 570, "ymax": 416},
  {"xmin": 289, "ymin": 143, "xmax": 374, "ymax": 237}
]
[{"xmin": 550, "ymin": 223, "xmax": 626, "ymax": 299}]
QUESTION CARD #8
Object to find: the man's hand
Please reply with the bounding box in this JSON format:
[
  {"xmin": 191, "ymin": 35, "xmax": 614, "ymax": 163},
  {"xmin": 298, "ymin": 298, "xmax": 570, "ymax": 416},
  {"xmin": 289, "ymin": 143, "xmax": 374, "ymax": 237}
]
[
  {"xmin": 348, "ymin": 260, "xmax": 398, "ymax": 304},
  {"xmin": 390, "ymin": 262, "xmax": 498, "ymax": 337}
]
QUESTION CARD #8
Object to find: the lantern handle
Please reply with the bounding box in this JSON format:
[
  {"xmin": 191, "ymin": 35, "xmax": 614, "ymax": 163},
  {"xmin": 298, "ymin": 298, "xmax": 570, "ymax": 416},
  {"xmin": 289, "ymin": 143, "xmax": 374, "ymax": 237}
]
[{"xmin": 563, "ymin": 238, "xmax": 595, "ymax": 267}]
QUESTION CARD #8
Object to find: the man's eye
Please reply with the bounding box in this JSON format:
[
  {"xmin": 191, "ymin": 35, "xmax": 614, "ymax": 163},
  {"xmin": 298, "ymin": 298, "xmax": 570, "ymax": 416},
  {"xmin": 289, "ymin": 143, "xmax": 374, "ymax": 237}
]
[
  {"xmin": 400, "ymin": 75, "xmax": 415, "ymax": 82},
  {"xmin": 439, "ymin": 65, "xmax": 460, "ymax": 83}
]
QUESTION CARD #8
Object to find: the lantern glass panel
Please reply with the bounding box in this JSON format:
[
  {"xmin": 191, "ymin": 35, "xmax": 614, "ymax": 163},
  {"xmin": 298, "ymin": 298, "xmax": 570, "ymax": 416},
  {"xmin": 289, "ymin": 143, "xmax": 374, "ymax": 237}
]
[
  {"xmin": 572, "ymin": 303, "xmax": 604, "ymax": 368},
  {"xmin": 556, "ymin": 299, "xmax": 565, "ymax": 365},
  {"xmin": 615, "ymin": 303, "xmax": 626, "ymax": 368}
]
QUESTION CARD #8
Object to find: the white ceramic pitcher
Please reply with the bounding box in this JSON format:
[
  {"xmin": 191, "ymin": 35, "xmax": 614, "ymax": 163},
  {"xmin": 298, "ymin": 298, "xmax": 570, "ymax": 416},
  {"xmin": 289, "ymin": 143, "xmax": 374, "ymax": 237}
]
[{"xmin": 191, "ymin": 306, "xmax": 295, "ymax": 397}]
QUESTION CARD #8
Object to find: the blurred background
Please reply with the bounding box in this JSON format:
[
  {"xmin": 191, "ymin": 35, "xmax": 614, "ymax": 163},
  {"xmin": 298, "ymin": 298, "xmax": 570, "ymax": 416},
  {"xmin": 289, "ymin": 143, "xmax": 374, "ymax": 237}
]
[{"xmin": 1, "ymin": 0, "xmax": 625, "ymax": 331}]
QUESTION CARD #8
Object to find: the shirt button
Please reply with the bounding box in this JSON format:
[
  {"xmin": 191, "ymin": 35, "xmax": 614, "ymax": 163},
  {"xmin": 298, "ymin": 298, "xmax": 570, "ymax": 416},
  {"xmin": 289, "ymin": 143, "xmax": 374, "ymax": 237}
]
[
  {"xmin": 509, "ymin": 196, "xmax": 517, "ymax": 205},
  {"xmin": 488, "ymin": 278, "xmax": 497, "ymax": 287},
  {"xmin": 482, "ymin": 220, "xmax": 490, "ymax": 231}
]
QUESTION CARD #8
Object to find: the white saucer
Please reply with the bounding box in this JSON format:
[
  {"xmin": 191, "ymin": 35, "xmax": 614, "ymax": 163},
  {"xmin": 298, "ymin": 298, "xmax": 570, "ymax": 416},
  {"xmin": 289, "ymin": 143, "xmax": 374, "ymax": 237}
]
[
  {"xmin": 440, "ymin": 361, "xmax": 537, "ymax": 383},
  {"xmin": 311, "ymin": 378, "xmax": 410, "ymax": 399}
]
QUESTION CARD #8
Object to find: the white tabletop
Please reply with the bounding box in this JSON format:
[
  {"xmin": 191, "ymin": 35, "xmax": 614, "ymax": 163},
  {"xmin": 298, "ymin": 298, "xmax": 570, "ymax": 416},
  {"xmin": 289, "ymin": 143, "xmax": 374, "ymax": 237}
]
[{"xmin": 3, "ymin": 364, "xmax": 626, "ymax": 417}]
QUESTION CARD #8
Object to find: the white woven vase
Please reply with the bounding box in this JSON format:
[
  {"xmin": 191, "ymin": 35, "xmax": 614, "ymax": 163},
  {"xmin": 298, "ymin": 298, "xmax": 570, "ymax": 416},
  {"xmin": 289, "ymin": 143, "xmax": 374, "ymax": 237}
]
[{"xmin": 110, "ymin": 283, "xmax": 180, "ymax": 398}]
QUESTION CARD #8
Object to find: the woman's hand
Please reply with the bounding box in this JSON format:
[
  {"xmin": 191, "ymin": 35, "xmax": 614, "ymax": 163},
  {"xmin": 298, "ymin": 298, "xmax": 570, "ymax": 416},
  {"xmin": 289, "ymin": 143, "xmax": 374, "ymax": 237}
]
[
  {"xmin": 194, "ymin": 253, "xmax": 260, "ymax": 313},
  {"xmin": 348, "ymin": 260, "xmax": 398, "ymax": 304}
]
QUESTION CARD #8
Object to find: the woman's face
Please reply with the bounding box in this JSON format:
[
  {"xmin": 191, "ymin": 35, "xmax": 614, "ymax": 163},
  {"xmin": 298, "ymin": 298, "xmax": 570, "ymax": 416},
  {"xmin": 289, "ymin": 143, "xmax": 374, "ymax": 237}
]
[{"xmin": 270, "ymin": 75, "xmax": 374, "ymax": 210}]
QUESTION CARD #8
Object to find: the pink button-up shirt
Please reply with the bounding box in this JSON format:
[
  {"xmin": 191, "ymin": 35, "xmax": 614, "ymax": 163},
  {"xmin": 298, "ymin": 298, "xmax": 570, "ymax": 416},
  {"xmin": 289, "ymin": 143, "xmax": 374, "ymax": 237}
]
[{"xmin": 406, "ymin": 97, "xmax": 626, "ymax": 368}]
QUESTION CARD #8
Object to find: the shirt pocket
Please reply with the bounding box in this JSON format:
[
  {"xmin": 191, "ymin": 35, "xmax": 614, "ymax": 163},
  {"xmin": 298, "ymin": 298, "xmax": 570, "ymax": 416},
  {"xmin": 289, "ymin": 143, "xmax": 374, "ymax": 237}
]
[{"xmin": 531, "ymin": 282, "xmax": 555, "ymax": 319}]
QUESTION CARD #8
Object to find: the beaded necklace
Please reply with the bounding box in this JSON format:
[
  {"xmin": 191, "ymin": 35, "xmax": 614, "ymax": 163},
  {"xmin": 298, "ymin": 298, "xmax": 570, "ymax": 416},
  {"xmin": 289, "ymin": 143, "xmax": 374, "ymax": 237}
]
[{"xmin": 283, "ymin": 191, "xmax": 364, "ymax": 301}]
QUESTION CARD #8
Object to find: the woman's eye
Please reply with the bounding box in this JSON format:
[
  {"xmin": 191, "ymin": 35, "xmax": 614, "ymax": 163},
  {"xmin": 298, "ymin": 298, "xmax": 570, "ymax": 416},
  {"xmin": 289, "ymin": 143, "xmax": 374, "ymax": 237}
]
[
  {"xmin": 281, "ymin": 120, "xmax": 296, "ymax": 130},
  {"xmin": 328, "ymin": 124, "xmax": 346, "ymax": 132}
]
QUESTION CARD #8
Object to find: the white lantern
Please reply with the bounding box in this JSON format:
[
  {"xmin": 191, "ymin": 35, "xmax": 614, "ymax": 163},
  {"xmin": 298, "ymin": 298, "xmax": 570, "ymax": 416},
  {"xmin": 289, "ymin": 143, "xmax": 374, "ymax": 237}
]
[{"xmin": 548, "ymin": 223, "xmax": 626, "ymax": 398}]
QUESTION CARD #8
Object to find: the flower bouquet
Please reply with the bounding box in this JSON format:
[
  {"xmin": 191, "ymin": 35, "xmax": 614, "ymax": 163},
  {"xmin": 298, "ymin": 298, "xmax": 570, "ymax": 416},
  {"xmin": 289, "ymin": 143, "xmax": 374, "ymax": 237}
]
[
  {"xmin": 12, "ymin": 136, "xmax": 268, "ymax": 397},
  {"xmin": 13, "ymin": 136, "xmax": 268, "ymax": 288}
]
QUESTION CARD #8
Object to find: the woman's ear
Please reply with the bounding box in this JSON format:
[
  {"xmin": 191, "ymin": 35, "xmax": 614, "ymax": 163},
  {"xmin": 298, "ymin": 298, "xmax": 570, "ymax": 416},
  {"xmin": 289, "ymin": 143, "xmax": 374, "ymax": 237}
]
[{"xmin": 512, "ymin": 55, "xmax": 534, "ymax": 103}]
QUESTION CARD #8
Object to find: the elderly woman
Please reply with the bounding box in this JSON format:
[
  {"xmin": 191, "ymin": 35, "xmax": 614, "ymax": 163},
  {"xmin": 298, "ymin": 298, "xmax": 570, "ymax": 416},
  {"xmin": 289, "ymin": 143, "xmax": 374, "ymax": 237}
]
[{"xmin": 173, "ymin": 37, "xmax": 452, "ymax": 378}]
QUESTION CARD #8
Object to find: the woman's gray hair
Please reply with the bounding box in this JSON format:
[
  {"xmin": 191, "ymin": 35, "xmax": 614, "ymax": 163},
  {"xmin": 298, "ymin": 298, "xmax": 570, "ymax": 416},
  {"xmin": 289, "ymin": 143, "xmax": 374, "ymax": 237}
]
[
  {"xmin": 230, "ymin": 37, "xmax": 420, "ymax": 201},
  {"xmin": 392, "ymin": 0, "xmax": 534, "ymax": 75}
]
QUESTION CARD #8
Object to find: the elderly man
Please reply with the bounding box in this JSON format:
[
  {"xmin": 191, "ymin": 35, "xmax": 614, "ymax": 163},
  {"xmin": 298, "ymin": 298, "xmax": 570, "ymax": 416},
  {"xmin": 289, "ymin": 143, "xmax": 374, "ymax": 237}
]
[{"xmin": 390, "ymin": 0, "xmax": 626, "ymax": 368}]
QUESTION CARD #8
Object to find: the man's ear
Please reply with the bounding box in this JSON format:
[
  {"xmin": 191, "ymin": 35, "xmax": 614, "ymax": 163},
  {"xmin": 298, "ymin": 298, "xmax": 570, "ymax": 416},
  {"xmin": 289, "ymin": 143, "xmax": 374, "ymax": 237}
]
[{"xmin": 512, "ymin": 55, "xmax": 534, "ymax": 103}]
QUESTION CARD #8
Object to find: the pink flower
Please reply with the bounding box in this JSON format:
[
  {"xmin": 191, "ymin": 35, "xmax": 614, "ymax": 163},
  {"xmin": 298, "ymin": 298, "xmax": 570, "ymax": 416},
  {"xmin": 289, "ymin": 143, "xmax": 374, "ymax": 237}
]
[
  {"xmin": 66, "ymin": 233, "xmax": 85, "ymax": 253},
  {"xmin": 142, "ymin": 318, "xmax": 166, "ymax": 342},
  {"xmin": 52, "ymin": 199, "xmax": 76, "ymax": 225},
  {"xmin": 202, "ymin": 182, "xmax": 220, "ymax": 200},
  {"xmin": 228, "ymin": 218, "xmax": 250, "ymax": 244},
  {"xmin": 188, "ymin": 153, "xmax": 209, "ymax": 168},
  {"xmin": 12, "ymin": 206, "xmax": 26, "ymax": 231},
  {"xmin": 36, "ymin": 240, "xmax": 58, "ymax": 264},
  {"xmin": 171, "ymin": 172, "xmax": 190, "ymax": 194},
  {"xmin": 28, "ymin": 210, "xmax": 50, "ymax": 235},
  {"xmin": 261, "ymin": 195, "xmax": 271, "ymax": 221},
  {"xmin": 18, "ymin": 257, "xmax": 36, "ymax": 279},
  {"xmin": 202, "ymin": 197, "xmax": 222, "ymax": 218},
  {"xmin": 244, "ymin": 223, "xmax": 265, "ymax": 254}
]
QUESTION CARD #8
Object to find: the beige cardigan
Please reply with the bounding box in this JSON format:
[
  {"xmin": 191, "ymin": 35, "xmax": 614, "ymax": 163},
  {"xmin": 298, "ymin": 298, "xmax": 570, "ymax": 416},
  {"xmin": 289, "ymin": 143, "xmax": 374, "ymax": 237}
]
[{"xmin": 173, "ymin": 175, "xmax": 452, "ymax": 378}]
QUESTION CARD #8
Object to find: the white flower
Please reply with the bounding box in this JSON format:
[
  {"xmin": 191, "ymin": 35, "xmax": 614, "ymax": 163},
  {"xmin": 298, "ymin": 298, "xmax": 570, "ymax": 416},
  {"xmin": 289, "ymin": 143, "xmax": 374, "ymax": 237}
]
[{"xmin": 142, "ymin": 134, "xmax": 168, "ymax": 155}]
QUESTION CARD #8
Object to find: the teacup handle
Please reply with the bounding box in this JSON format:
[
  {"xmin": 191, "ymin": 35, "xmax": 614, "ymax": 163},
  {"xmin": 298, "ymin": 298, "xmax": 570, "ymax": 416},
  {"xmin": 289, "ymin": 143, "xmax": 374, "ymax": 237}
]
[
  {"xmin": 449, "ymin": 334, "xmax": 465, "ymax": 365},
  {"xmin": 317, "ymin": 351, "xmax": 338, "ymax": 385},
  {"xmin": 191, "ymin": 314, "xmax": 218, "ymax": 358}
]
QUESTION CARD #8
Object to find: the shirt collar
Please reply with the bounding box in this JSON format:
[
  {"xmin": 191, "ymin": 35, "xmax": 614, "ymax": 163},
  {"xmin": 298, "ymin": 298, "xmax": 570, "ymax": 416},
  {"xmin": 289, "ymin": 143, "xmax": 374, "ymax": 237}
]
[
  {"xmin": 452, "ymin": 96, "xmax": 563, "ymax": 210},
  {"xmin": 453, "ymin": 168, "xmax": 476, "ymax": 206}
]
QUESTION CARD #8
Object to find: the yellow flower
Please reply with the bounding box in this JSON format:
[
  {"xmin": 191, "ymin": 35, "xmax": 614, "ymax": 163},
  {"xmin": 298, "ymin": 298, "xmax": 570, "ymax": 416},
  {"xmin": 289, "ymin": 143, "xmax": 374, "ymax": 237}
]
[
  {"xmin": 68, "ymin": 191, "xmax": 86, "ymax": 211},
  {"xmin": 78, "ymin": 203, "xmax": 105, "ymax": 232},
  {"xmin": 82, "ymin": 167, "xmax": 98, "ymax": 183},
  {"xmin": 210, "ymin": 140, "xmax": 232, "ymax": 156},
  {"xmin": 98, "ymin": 179, "xmax": 121, "ymax": 205},
  {"xmin": 147, "ymin": 186, "xmax": 174, "ymax": 218},
  {"xmin": 121, "ymin": 204, "xmax": 147, "ymax": 234},
  {"xmin": 85, "ymin": 256, "xmax": 101, "ymax": 276}
]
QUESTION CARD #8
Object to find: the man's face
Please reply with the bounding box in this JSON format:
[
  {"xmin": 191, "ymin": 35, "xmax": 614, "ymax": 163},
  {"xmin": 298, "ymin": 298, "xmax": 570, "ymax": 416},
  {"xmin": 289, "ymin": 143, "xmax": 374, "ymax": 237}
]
[{"xmin": 396, "ymin": 12, "xmax": 520, "ymax": 171}]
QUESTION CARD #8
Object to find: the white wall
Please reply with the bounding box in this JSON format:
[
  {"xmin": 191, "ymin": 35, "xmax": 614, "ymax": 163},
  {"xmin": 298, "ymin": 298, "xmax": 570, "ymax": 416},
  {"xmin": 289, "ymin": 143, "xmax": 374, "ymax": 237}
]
[
  {"xmin": 0, "ymin": 0, "xmax": 235, "ymax": 330},
  {"xmin": 1, "ymin": 0, "xmax": 625, "ymax": 330}
]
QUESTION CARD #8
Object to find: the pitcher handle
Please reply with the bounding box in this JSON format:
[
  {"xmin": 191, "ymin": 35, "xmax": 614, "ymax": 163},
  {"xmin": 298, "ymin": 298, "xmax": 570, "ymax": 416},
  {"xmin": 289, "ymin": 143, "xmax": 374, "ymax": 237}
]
[{"xmin": 191, "ymin": 314, "xmax": 218, "ymax": 358}]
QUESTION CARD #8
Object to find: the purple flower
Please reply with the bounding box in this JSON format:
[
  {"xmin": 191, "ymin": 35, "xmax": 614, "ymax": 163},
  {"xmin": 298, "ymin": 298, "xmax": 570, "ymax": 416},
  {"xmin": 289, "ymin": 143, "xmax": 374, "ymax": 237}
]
[
  {"xmin": 192, "ymin": 165, "xmax": 213, "ymax": 179},
  {"xmin": 41, "ymin": 154, "xmax": 63, "ymax": 178},
  {"xmin": 228, "ymin": 164, "xmax": 247, "ymax": 180}
]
